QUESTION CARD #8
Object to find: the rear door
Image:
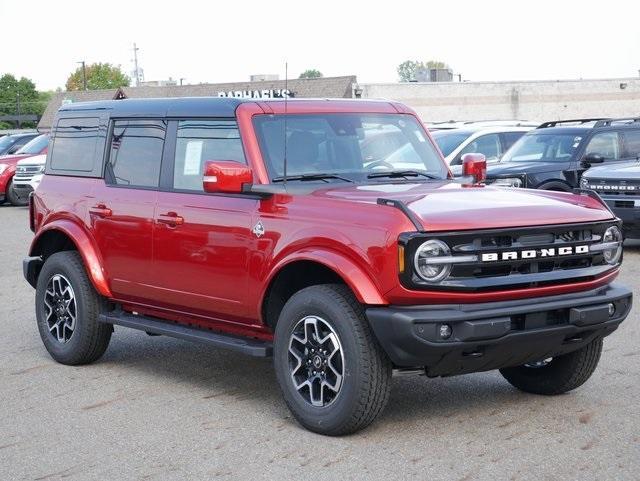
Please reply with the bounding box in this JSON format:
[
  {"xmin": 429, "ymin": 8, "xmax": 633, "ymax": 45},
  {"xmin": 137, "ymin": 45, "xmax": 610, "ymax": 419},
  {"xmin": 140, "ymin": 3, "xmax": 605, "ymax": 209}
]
[
  {"xmin": 151, "ymin": 119, "xmax": 256, "ymax": 322},
  {"xmin": 90, "ymin": 119, "xmax": 166, "ymax": 301}
]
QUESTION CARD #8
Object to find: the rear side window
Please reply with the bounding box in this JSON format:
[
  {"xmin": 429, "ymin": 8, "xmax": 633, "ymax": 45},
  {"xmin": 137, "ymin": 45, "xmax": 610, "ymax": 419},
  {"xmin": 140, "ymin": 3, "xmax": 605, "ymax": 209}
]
[
  {"xmin": 50, "ymin": 118, "xmax": 100, "ymax": 172},
  {"xmin": 106, "ymin": 119, "xmax": 166, "ymax": 188},
  {"xmin": 622, "ymin": 130, "xmax": 640, "ymax": 159},
  {"xmin": 172, "ymin": 120, "xmax": 245, "ymax": 191},
  {"xmin": 584, "ymin": 132, "xmax": 621, "ymax": 161}
]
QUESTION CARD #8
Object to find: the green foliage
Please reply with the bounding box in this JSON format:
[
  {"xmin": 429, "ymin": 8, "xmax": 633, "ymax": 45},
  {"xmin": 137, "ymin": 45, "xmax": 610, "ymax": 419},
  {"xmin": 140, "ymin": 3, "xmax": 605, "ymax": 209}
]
[
  {"xmin": 397, "ymin": 59, "xmax": 450, "ymax": 82},
  {"xmin": 298, "ymin": 69, "xmax": 323, "ymax": 79},
  {"xmin": 0, "ymin": 74, "xmax": 46, "ymax": 129},
  {"xmin": 65, "ymin": 63, "xmax": 130, "ymax": 91}
]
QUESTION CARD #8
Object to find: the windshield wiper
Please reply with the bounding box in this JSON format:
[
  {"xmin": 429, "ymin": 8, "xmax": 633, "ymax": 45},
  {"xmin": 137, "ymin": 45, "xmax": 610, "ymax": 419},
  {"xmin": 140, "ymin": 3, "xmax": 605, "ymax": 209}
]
[
  {"xmin": 272, "ymin": 173, "xmax": 354, "ymax": 183},
  {"xmin": 367, "ymin": 170, "xmax": 439, "ymax": 180}
]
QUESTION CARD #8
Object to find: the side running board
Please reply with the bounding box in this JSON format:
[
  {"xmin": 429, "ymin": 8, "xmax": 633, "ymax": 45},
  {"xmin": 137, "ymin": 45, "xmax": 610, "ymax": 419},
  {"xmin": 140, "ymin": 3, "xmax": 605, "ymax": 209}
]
[{"xmin": 98, "ymin": 310, "xmax": 272, "ymax": 357}]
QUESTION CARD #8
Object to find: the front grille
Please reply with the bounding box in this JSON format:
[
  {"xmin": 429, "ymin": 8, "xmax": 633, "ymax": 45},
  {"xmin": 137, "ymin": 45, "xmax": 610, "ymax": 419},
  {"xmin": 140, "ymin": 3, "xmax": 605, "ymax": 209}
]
[
  {"xmin": 585, "ymin": 179, "xmax": 640, "ymax": 197},
  {"xmin": 401, "ymin": 221, "xmax": 618, "ymax": 292},
  {"xmin": 14, "ymin": 165, "xmax": 41, "ymax": 183}
]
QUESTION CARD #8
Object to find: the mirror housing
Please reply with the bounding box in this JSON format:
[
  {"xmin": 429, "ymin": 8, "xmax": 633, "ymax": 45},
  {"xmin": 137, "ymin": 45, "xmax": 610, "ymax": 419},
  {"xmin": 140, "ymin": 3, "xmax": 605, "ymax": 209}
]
[
  {"xmin": 581, "ymin": 153, "xmax": 605, "ymax": 168},
  {"xmin": 203, "ymin": 161, "xmax": 253, "ymax": 194},
  {"xmin": 461, "ymin": 153, "xmax": 487, "ymax": 184}
]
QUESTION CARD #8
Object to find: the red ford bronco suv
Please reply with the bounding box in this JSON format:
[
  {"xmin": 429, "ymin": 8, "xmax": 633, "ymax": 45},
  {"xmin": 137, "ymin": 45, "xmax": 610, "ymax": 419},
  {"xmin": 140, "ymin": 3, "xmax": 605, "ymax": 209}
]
[{"xmin": 24, "ymin": 98, "xmax": 632, "ymax": 435}]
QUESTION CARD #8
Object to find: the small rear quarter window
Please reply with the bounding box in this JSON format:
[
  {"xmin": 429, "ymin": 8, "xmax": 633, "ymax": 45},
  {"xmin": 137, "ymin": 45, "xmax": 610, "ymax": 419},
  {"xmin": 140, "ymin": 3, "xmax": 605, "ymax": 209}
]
[{"xmin": 50, "ymin": 117, "xmax": 100, "ymax": 172}]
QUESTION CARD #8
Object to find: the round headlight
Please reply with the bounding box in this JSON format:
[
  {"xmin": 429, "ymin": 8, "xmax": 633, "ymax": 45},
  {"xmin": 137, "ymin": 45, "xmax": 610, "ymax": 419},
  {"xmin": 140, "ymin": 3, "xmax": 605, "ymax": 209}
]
[
  {"xmin": 602, "ymin": 226, "xmax": 623, "ymax": 264},
  {"xmin": 414, "ymin": 240, "xmax": 452, "ymax": 282},
  {"xmin": 580, "ymin": 176, "xmax": 589, "ymax": 188}
]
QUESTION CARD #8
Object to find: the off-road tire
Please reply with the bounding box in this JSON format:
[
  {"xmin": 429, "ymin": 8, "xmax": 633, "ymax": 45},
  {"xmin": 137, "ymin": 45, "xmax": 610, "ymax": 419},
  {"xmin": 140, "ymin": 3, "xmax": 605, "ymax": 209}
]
[
  {"xmin": 6, "ymin": 179, "xmax": 28, "ymax": 206},
  {"xmin": 274, "ymin": 284, "xmax": 392, "ymax": 435},
  {"xmin": 499, "ymin": 337, "xmax": 603, "ymax": 395},
  {"xmin": 35, "ymin": 251, "xmax": 112, "ymax": 365}
]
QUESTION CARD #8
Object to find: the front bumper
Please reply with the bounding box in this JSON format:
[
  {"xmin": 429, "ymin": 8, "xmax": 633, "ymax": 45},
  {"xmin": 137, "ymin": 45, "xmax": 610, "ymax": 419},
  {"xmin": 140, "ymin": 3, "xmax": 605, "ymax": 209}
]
[
  {"xmin": 600, "ymin": 196, "xmax": 640, "ymax": 238},
  {"xmin": 366, "ymin": 283, "xmax": 632, "ymax": 376}
]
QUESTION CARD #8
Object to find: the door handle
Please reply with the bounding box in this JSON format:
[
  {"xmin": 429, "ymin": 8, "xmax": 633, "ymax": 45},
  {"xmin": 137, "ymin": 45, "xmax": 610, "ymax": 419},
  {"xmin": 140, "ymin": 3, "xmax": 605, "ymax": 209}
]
[
  {"xmin": 89, "ymin": 204, "xmax": 112, "ymax": 218},
  {"xmin": 157, "ymin": 212, "xmax": 184, "ymax": 227}
]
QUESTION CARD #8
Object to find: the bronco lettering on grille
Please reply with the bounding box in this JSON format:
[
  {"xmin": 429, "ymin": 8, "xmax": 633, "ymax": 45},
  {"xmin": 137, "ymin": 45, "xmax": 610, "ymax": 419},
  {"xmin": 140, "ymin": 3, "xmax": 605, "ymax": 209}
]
[{"xmin": 481, "ymin": 245, "xmax": 589, "ymax": 262}]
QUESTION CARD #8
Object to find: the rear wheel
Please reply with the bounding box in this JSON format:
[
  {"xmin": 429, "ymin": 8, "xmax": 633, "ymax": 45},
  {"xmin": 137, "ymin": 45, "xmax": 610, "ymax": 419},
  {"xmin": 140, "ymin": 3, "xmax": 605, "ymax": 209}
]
[
  {"xmin": 274, "ymin": 284, "xmax": 392, "ymax": 435},
  {"xmin": 6, "ymin": 179, "xmax": 29, "ymax": 206},
  {"xmin": 35, "ymin": 251, "xmax": 112, "ymax": 365},
  {"xmin": 499, "ymin": 338, "xmax": 603, "ymax": 395}
]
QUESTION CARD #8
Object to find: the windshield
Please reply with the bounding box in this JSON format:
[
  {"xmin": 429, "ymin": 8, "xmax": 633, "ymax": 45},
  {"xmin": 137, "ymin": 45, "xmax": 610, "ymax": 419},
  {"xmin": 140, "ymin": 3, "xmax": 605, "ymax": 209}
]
[
  {"xmin": 431, "ymin": 130, "xmax": 473, "ymax": 157},
  {"xmin": 502, "ymin": 132, "xmax": 582, "ymax": 163},
  {"xmin": 254, "ymin": 113, "xmax": 448, "ymax": 182},
  {"xmin": 16, "ymin": 134, "xmax": 48, "ymax": 154}
]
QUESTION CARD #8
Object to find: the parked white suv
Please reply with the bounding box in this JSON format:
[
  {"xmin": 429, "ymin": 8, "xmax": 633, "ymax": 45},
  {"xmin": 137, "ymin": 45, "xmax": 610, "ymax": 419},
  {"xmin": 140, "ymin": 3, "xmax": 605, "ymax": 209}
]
[{"xmin": 13, "ymin": 154, "xmax": 46, "ymax": 197}]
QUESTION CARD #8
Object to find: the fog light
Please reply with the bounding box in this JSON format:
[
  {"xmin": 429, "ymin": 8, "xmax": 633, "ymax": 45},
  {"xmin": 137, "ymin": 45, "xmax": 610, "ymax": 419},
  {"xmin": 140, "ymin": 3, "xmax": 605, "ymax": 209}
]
[
  {"xmin": 439, "ymin": 324, "xmax": 452, "ymax": 339},
  {"xmin": 608, "ymin": 303, "xmax": 615, "ymax": 317}
]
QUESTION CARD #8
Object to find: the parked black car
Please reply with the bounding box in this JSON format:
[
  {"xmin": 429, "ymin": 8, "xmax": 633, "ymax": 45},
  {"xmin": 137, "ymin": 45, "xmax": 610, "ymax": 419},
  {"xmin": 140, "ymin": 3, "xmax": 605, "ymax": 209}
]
[
  {"xmin": 581, "ymin": 160, "xmax": 640, "ymax": 238},
  {"xmin": 485, "ymin": 118, "xmax": 640, "ymax": 190},
  {"xmin": 0, "ymin": 132, "xmax": 40, "ymax": 156}
]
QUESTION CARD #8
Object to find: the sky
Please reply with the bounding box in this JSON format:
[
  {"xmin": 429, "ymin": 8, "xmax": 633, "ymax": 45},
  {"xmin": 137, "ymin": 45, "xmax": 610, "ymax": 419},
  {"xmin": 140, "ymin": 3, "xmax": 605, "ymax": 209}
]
[{"xmin": 1, "ymin": 0, "xmax": 639, "ymax": 91}]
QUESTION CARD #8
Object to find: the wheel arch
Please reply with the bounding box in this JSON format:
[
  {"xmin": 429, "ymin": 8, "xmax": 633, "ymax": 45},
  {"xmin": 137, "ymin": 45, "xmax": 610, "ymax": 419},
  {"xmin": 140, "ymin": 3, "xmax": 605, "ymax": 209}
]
[
  {"xmin": 260, "ymin": 250, "xmax": 387, "ymax": 330},
  {"xmin": 535, "ymin": 179, "xmax": 573, "ymax": 191},
  {"xmin": 29, "ymin": 220, "xmax": 112, "ymax": 298}
]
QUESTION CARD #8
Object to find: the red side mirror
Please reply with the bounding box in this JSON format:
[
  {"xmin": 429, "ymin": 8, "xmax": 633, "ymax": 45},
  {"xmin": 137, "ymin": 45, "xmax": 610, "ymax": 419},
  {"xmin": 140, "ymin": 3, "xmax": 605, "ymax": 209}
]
[
  {"xmin": 461, "ymin": 153, "xmax": 487, "ymax": 184},
  {"xmin": 203, "ymin": 161, "xmax": 253, "ymax": 194}
]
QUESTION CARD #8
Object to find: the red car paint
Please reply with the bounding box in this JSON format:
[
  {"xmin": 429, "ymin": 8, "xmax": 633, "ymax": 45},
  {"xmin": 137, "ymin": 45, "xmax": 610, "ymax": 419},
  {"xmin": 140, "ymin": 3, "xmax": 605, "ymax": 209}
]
[
  {"xmin": 0, "ymin": 141, "xmax": 48, "ymax": 198},
  {"xmin": 29, "ymin": 100, "xmax": 619, "ymax": 342}
]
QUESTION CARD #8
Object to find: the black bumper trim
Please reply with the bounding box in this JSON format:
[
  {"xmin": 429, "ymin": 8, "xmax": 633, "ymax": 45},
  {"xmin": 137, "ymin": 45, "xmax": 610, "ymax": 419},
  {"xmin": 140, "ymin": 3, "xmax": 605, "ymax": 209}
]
[
  {"xmin": 23, "ymin": 256, "xmax": 43, "ymax": 288},
  {"xmin": 366, "ymin": 283, "xmax": 632, "ymax": 376}
]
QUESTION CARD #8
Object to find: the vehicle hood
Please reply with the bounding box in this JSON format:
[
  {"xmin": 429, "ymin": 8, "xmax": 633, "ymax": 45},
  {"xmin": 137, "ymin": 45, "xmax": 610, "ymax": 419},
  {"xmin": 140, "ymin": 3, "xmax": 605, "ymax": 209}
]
[
  {"xmin": 16, "ymin": 153, "xmax": 46, "ymax": 166},
  {"xmin": 486, "ymin": 161, "xmax": 567, "ymax": 177},
  {"xmin": 584, "ymin": 160, "xmax": 640, "ymax": 180},
  {"xmin": 312, "ymin": 181, "xmax": 613, "ymax": 231},
  {"xmin": 0, "ymin": 153, "xmax": 29, "ymax": 166}
]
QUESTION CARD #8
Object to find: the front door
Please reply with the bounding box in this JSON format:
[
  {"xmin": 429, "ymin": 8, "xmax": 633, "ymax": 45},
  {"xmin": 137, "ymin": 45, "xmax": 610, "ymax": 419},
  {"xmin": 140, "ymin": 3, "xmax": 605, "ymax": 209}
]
[
  {"xmin": 151, "ymin": 119, "xmax": 255, "ymax": 323},
  {"xmin": 90, "ymin": 119, "xmax": 166, "ymax": 302}
]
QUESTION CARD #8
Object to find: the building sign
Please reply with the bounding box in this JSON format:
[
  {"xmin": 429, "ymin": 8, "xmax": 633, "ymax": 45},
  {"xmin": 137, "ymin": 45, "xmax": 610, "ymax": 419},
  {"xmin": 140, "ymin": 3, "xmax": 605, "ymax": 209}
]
[{"xmin": 217, "ymin": 89, "xmax": 293, "ymax": 99}]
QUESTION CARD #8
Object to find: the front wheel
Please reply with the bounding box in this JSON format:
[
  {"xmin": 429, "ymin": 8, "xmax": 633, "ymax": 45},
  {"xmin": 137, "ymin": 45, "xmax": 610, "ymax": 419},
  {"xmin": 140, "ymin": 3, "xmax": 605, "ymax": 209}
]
[
  {"xmin": 499, "ymin": 337, "xmax": 603, "ymax": 395},
  {"xmin": 35, "ymin": 251, "xmax": 112, "ymax": 365},
  {"xmin": 274, "ymin": 284, "xmax": 392, "ymax": 435},
  {"xmin": 6, "ymin": 179, "xmax": 29, "ymax": 206}
]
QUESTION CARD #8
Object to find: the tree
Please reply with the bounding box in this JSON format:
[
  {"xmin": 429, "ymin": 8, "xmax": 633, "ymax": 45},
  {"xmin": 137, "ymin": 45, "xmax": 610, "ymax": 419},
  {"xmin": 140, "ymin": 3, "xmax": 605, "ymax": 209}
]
[
  {"xmin": 0, "ymin": 74, "xmax": 45, "ymax": 129},
  {"xmin": 397, "ymin": 59, "xmax": 450, "ymax": 82},
  {"xmin": 298, "ymin": 69, "xmax": 323, "ymax": 79},
  {"xmin": 65, "ymin": 62, "xmax": 130, "ymax": 91}
]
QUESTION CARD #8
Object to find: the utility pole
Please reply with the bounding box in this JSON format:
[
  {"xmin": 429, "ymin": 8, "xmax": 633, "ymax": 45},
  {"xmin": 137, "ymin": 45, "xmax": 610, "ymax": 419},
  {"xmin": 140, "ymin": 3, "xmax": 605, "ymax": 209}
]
[
  {"xmin": 78, "ymin": 61, "xmax": 87, "ymax": 90},
  {"xmin": 16, "ymin": 92, "xmax": 21, "ymax": 129},
  {"xmin": 132, "ymin": 43, "xmax": 140, "ymax": 87}
]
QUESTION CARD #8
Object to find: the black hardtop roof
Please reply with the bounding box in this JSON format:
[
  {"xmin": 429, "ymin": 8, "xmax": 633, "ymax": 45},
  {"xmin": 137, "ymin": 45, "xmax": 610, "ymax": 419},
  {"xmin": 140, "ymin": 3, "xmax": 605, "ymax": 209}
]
[
  {"xmin": 57, "ymin": 97, "xmax": 252, "ymax": 118},
  {"xmin": 56, "ymin": 97, "xmax": 395, "ymax": 119}
]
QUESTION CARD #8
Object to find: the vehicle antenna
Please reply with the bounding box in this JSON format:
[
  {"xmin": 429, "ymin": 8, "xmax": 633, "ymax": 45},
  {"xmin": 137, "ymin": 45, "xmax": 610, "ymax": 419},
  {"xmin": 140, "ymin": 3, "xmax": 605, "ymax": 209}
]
[{"xmin": 283, "ymin": 61, "xmax": 288, "ymax": 189}]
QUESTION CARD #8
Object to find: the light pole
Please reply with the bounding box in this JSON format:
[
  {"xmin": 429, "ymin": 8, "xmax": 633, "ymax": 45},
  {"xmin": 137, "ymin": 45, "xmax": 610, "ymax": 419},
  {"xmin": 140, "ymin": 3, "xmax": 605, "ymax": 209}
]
[
  {"xmin": 78, "ymin": 61, "xmax": 87, "ymax": 90},
  {"xmin": 16, "ymin": 92, "xmax": 21, "ymax": 129},
  {"xmin": 132, "ymin": 43, "xmax": 140, "ymax": 87}
]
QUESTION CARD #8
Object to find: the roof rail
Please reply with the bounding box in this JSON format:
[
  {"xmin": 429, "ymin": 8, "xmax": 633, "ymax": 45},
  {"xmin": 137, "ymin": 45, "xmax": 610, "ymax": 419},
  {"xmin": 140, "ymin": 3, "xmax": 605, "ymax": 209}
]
[
  {"xmin": 537, "ymin": 118, "xmax": 609, "ymax": 129},
  {"xmin": 593, "ymin": 117, "xmax": 640, "ymax": 128}
]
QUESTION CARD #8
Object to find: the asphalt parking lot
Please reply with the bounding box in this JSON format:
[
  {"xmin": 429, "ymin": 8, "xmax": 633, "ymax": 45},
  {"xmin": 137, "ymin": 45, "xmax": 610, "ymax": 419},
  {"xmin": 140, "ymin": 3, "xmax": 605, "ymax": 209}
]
[{"xmin": 1, "ymin": 204, "xmax": 639, "ymax": 481}]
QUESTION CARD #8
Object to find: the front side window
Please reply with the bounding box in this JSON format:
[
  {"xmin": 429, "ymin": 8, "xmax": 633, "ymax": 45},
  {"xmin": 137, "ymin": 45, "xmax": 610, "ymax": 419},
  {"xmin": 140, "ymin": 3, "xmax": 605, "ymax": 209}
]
[
  {"xmin": 50, "ymin": 118, "xmax": 100, "ymax": 172},
  {"xmin": 172, "ymin": 120, "xmax": 245, "ymax": 191},
  {"xmin": 106, "ymin": 119, "xmax": 166, "ymax": 188},
  {"xmin": 456, "ymin": 134, "xmax": 501, "ymax": 164},
  {"xmin": 584, "ymin": 132, "xmax": 620, "ymax": 161},
  {"xmin": 253, "ymin": 113, "xmax": 447, "ymax": 182},
  {"xmin": 502, "ymin": 133, "xmax": 582, "ymax": 163}
]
